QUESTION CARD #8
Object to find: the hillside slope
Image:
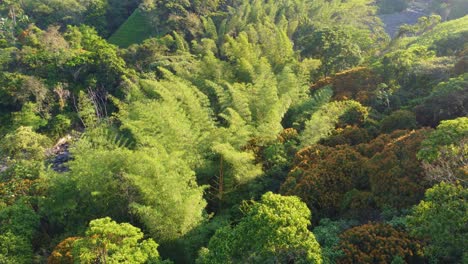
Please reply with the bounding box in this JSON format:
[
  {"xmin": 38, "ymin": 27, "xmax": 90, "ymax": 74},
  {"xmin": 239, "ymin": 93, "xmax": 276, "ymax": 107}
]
[{"xmin": 108, "ymin": 9, "xmax": 153, "ymax": 48}]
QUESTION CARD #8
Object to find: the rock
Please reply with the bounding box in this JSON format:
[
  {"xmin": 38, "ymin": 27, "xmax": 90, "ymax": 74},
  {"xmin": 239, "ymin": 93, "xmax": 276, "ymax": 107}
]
[{"xmin": 47, "ymin": 136, "xmax": 73, "ymax": 173}]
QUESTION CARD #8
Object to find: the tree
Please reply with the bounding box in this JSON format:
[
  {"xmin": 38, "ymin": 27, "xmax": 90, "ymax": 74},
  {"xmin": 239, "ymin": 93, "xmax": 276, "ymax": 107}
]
[
  {"xmin": 313, "ymin": 218, "xmax": 354, "ymax": 264},
  {"xmin": 280, "ymin": 144, "xmax": 369, "ymax": 219},
  {"xmin": 42, "ymin": 126, "xmax": 207, "ymax": 242},
  {"xmin": 298, "ymin": 27, "xmax": 363, "ymax": 76},
  {"xmin": 0, "ymin": 126, "xmax": 50, "ymax": 180},
  {"xmin": 417, "ymin": 116, "xmax": 467, "ymax": 185},
  {"xmin": 48, "ymin": 237, "xmax": 80, "ymax": 264},
  {"xmin": 11, "ymin": 102, "xmax": 47, "ymax": 130},
  {"xmin": 63, "ymin": 25, "xmax": 127, "ymax": 92},
  {"xmin": 320, "ymin": 126, "xmax": 371, "ymax": 147},
  {"xmin": 0, "ymin": 201, "xmax": 40, "ymax": 264},
  {"xmin": 49, "ymin": 217, "xmax": 167, "ymax": 264},
  {"xmin": 414, "ymin": 74, "xmax": 468, "ymax": 127},
  {"xmin": 309, "ymin": 67, "xmax": 383, "ymax": 106},
  {"xmin": 300, "ymin": 100, "xmax": 368, "ymax": 147},
  {"xmin": 380, "ymin": 110, "xmax": 417, "ymax": 133},
  {"xmin": 0, "ymin": 232, "xmax": 33, "ymax": 264},
  {"xmin": 421, "ymin": 139, "xmax": 467, "ymax": 185},
  {"xmin": 21, "ymin": 0, "xmax": 109, "ymax": 34},
  {"xmin": 407, "ymin": 183, "xmax": 468, "ymax": 263},
  {"xmin": 0, "ymin": 126, "xmax": 49, "ymax": 162},
  {"xmin": 367, "ymin": 129, "xmax": 431, "ymax": 210},
  {"xmin": 338, "ymin": 223, "xmax": 423, "ymax": 263},
  {"xmin": 197, "ymin": 192, "xmax": 323, "ymax": 263},
  {"xmin": 417, "ymin": 117, "xmax": 468, "ymax": 162},
  {"xmin": 126, "ymin": 148, "xmax": 207, "ymax": 242}
]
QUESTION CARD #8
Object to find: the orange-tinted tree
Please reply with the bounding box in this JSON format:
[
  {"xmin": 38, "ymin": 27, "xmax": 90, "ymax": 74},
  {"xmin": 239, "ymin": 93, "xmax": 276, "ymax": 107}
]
[
  {"xmin": 320, "ymin": 126, "xmax": 372, "ymax": 147},
  {"xmin": 366, "ymin": 129, "xmax": 432, "ymax": 210},
  {"xmin": 281, "ymin": 144, "xmax": 368, "ymax": 219},
  {"xmin": 310, "ymin": 67, "xmax": 382, "ymax": 105},
  {"xmin": 48, "ymin": 237, "xmax": 81, "ymax": 264},
  {"xmin": 338, "ymin": 223, "xmax": 424, "ymax": 263}
]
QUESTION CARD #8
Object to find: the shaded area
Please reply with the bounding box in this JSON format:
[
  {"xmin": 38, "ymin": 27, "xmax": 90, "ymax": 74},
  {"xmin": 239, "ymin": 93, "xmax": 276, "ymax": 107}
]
[{"xmin": 380, "ymin": 5, "xmax": 427, "ymax": 37}]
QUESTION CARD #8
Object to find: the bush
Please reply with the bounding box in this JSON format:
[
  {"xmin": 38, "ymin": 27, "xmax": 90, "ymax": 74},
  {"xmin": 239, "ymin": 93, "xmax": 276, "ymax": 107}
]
[{"xmin": 380, "ymin": 110, "xmax": 417, "ymax": 133}]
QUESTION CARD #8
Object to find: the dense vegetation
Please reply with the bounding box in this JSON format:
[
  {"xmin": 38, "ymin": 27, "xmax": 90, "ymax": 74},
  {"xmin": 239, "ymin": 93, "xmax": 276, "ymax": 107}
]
[{"xmin": 0, "ymin": 0, "xmax": 466, "ymax": 263}]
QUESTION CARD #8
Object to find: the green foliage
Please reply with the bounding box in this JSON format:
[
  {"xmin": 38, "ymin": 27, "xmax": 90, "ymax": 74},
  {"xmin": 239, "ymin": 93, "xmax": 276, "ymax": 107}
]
[
  {"xmin": 42, "ymin": 127, "xmax": 206, "ymax": 242},
  {"xmin": 64, "ymin": 25, "xmax": 128, "ymax": 90},
  {"xmin": 380, "ymin": 45, "xmax": 436, "ymax": 84},
  {"xmin": 299, "ymin": 27, "xmax": 363, "ymax": 76},
  {"xmin": 407, "ymin": 183, "xmax": 468, "ymax": 262},
  {"xmin": 313, "ymin": 219, "xmax": 355, "ymax": 264},
  {"xmin": 0, "ymin": 126, "xmax": 49, "ymax": 161},
  {"xmin": 59, "ymin": 217, "xmax": 165, "ymax": 263},
  {"xmin": 417, "ymin": 117, "xmax": 468, "ymax": 162},
  {"xmin": 414, "ymin": 74, "xmax": 468, "ymax": 126},
  {"xmin": 197, "ymin": 192, "xmax": 322, "ymax": 263},
  {"xmin": 380, "ymin": 110, "xmax": 417, "ymax": 133},
  {"xmin": 0, "ymin": 0, "xmax": 466, "ymax": 261},
  {"xmin": 0, "ymin": 201, "xmax": 40, "ymax": 264},
  {"xmin": 0, "ymin": 74, "xmax": 49, "ymax": 116},
  {"xmin": 0, "ymin": 232, "xmax": 33, "ymax": 264},
  {"xmin": 409, "ymin": 16, "xmax": 468, "ymax": 49},
  {"xmin": 109, "ymin": 9, "xmax": 154, "ymax": 48},
  {"xmin": 105, "ymin": 0, "xmax": 141, "ymax": 35},
  {"xmin": 0, "ymin": 201, "xmax": 39, "ymax": 240},
  {"xmin": 49, "ymin": 114, "xmax": 72, "ymax": 138},
  {"xmin": 41, "ymin": 138, "xmax": 133, "ymax": 233},
  {"xmin": 300, "ymin": 100, "xmax": 368, "ymax": 146},
  {"xmin": 77, "ymin": 91, "xmax": 98, "ymax": 128},
  {"xmin": 211, "ymin": 143, "xmax": 262, "ymax": 190},
  {"xmin": 11, "ymin": 102, "xmax": 47, "ymax": 130},
  {"xmin": 120, "ymin": 75, "xmax": 215, "ymax": 169},
  {"xmin": 0, "ymin": 126, "xmax": 49, "ymax": 180},
  {"xmin": 126, "ymin": 148, "xmax": 207, "ymax": 242},
  {"xmin": 166, "ymin": 214, "xmax": 231, "ymax": 264},
  {"xmin": 21, "ymin": 0, "xmax": 109, "ymax": 34},
  {"xmin": 320, "ymin": 126, "xmax": 371, "ymax": 147},
  {"xmin": 397, "ymin": 15, "xmax": 442, "ymax": 39},
  {"xmin": 283, "ymin": 86, "xmax": 333, "ymax": 130}
]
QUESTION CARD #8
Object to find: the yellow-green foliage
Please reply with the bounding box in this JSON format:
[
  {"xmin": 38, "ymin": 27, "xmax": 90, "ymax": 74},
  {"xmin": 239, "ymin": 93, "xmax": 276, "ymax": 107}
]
[
  {"xmin": 53, "ymin": 217, "xmax": 163, "ymax": 263},
  {"xmin": 407, "ymin": 183, "xmax": 468, "ymax": 262},
  {"xmin": 409, "ymin": 16, "xmax": 468, "ymax": 48},
  {"xmin": 197, "ymin": 192, "xmax": 323, "ymax": 264}
]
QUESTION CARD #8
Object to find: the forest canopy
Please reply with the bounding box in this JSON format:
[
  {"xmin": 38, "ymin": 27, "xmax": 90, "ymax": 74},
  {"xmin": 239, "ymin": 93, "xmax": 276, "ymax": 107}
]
[{"xmin": 0, "ymin": 0, "xmax": 467, "ymax": 263}]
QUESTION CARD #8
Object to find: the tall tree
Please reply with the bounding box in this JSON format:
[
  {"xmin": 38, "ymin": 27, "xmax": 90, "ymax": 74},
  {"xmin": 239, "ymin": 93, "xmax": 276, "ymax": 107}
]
[
  {"xmin": 407, "ymin": 183, "xmax": 468, "ymax": 263},
  {"xmin": 197, "ymin": 192, "xmax": 323, "ymax": 263}
]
